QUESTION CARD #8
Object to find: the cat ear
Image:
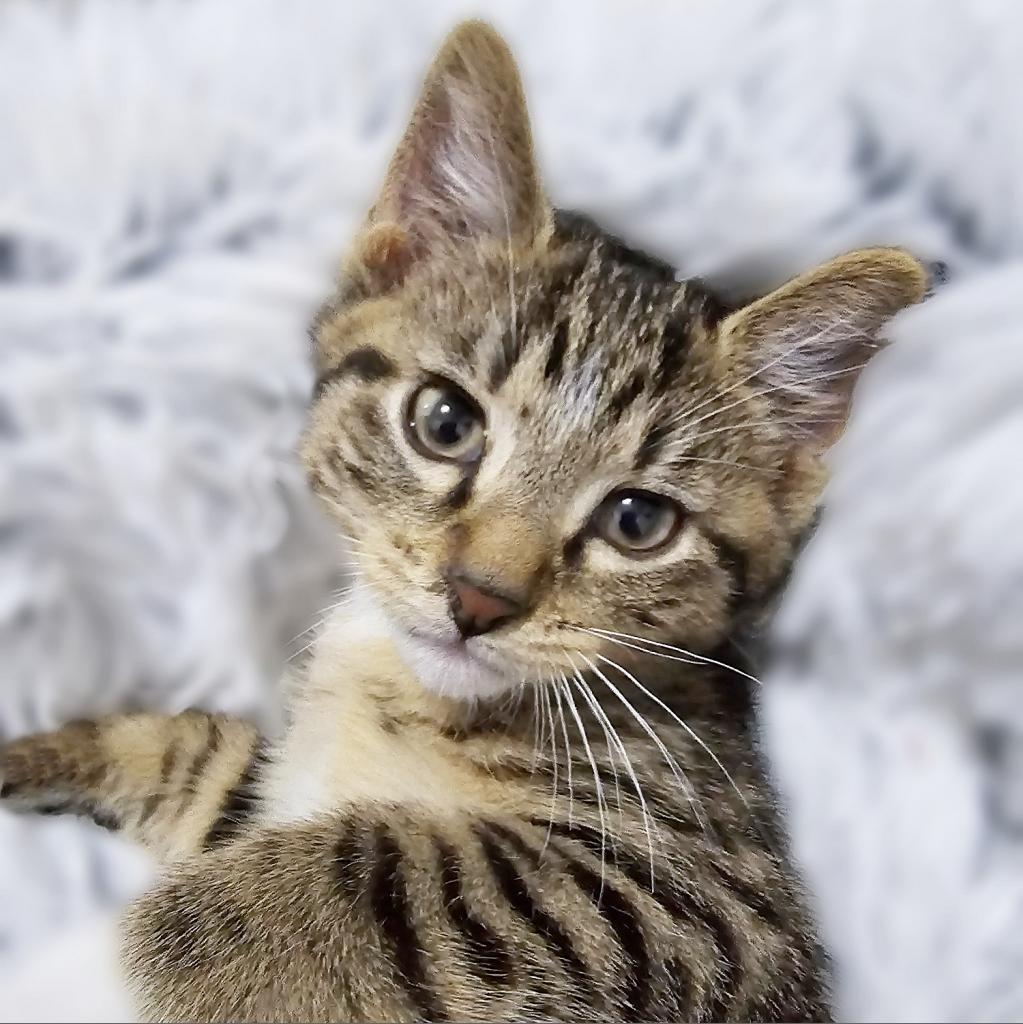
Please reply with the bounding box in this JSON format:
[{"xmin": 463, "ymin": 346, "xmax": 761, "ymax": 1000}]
[
  {"xmin": 719, "ymin": 248, "xmax": 928, "ymax": 450},
  {"xmin": 351, "ymin": 20, "xmax": 548, "ymax": 293}
]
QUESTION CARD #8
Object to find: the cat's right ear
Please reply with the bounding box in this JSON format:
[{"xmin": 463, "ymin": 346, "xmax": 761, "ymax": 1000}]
[{"xmin": 348, "ymin": 20, "xmax": 549, "ymax": 295}]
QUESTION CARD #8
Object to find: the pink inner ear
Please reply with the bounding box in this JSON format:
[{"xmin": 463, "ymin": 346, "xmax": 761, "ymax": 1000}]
[{"xmin": 394, "ymin": 87, "xmax": 457, "ymax": 245}]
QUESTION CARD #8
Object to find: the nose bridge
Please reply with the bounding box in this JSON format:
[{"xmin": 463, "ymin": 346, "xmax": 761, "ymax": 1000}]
[{"xmin": 454, "ymin": 505, "xmax": 552, "ymax": 600}]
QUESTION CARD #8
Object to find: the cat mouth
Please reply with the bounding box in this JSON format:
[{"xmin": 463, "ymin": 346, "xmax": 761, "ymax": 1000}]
[
  {"xmin": 390, "ymin": 624, "xmax": 523, "ymax": 699},
  {"xmin": 405, "ymin": 627, "xmax": 508, "ymax": 672}
]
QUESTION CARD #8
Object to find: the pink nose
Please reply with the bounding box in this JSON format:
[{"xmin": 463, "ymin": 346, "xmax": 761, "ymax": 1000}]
[{"xmin": 447, "ymin": 574, "xmax": 522, "ymax": 638}]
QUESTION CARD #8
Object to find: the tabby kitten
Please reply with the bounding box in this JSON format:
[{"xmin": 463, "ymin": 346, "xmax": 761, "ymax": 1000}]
[{"xmin": 0, "ymin": 20, "xmax": 927, "ymax": 1023}]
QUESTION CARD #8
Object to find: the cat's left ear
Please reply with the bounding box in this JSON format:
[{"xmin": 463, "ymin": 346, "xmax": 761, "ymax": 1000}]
[
  {"xmin": 350, "ymin": 20, "xmax": 549, "ymax": 294},
  {"xmin": 719, "ymin": 248, "xmax": 928, "ymax": 451}
]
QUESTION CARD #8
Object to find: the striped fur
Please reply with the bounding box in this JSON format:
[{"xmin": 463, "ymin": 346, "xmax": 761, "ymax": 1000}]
[{"xmin": 1, "ymin": 711, "xmax": 261, "ymax": 862}]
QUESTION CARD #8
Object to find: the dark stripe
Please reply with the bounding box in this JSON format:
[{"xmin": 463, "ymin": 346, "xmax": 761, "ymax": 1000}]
[
  {"xmin": 534, "ymin": 818, "xmax": 741, "ymax": 1017},
  {"xmin": 562, "ymin": 529, "xmax": 585, "ymax": 569},
  {"xmin": 372, "ymin": 828, "xmax": 445, "ymax": 1021},
  {"xmin": 86, "ymin": 804, "xmax": 121, "ymax": 832},
  {"xmin": 703, "ymin": 528, "xmax": 749, "ymax": 609},
  {"xmin": 634, "ymin": 421, "xmax": 672, "ymax": 470},
  {"xmin": 160, "ymin": 741, "xmax": 178, "ymax": 783},
  {"xmin": 434, "ymin": 836, "xmax": 513, "ymax": 985},
  {"xmin": 203, "ymin": 740, "xmax": 267, "ymax": 849},
  {"xmin": 37, "ymin": 799, "xmax": 120, "ymax": 832},
  {"xmin": 543, "ymin": 320, "xmax": 569, "ymax": 381},
  {"xmin": 488, "ymin": 328, "xmax": 520, "ymax": 391},
  {"xmin": 137, "ymin": 792, "xmax": 163, "ymax": 827},
  {"xmin": 138, "ymin": 739, "xmax": 180, "ymax": 827},
  {"xmin": 333, "ymin": 827, "xmax": 367, "ymax": 902},
  {"xmin": 445, "ymin": 472, "xmax": 475, "ymax": 510},
  {"xmin": 185, "ymin": 719, "xmax": 221, "ymax": 794},
  {"xmin": 332, "ymin": 456, "xmax": 374, "ymax": 495},
  {"xmin": 710, "ymin": 861, "xmax": 783, "ymax": 928},
  {"xmin": 551, "ymin": 841, "xmax": 650, "ymax": 1020},
  {"xmin": 314, "ymin": 347, "xmax": 396, "ymax": 398},
  {"xmin": 475, "ymin": 825, "xmax": 593, "ymax": 995},
  {"xmin": 553, "ymin": 211, "xmax": 678, "ymax": 285},
  {"xmin": 491, "ymin": 823, "xmax": 648, "ymax": 1019},
  {"xmin": 609, "ymin": 372, "xmax": 646, "ymax": 421},
  {"xmin": 662, "ymin": 956, "xmax": 696, "ymax": 1018},
  {"xmin": 653, "ymin": 310, "xmax": 691, "ymax": 393}
]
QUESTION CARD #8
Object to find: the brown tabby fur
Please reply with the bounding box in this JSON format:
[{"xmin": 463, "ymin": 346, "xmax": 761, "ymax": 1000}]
[{"xmin": 0, "ymin": 20, "xmax": 927, "ymax": 1022}]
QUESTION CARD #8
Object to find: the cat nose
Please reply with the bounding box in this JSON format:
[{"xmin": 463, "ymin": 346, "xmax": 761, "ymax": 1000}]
[{"xmin": 446, "ymin": 571, "xmax": 524, "ymax": 638}]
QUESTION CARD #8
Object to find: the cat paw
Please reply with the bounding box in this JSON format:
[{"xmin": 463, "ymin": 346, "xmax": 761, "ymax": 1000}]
[{"xmin": 0, "ymin": 721, "xmax": 103, "ymax": 810}]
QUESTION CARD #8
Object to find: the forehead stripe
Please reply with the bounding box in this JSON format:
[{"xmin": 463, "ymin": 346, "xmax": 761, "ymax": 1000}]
[
  {"xmin": 488, "ymin": 327, "xmax": 522, "ymax": 392},
  {"xmin": 652, "ymin": 311, "xmax": 692, "ymax": 395},
  {"xmin": 314, "ymin": 346, "xmax": 396, "ymax": 399},
  {"xmin": 543, "ymin": 319, "xmax": 569, "ymax": 381}
]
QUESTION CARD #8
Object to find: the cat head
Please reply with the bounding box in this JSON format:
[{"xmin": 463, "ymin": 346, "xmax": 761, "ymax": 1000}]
[{"xmin": 302, "ymin": 21, "xmax": 927, "ymax": 702}]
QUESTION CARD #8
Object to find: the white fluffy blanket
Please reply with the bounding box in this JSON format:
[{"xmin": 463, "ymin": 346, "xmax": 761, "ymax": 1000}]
[{"xmin": 1, "ymin": 1, "xmax": 1021, "ymax": 1019}]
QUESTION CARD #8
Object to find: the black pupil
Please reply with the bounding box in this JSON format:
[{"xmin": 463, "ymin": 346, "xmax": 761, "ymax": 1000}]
[
  {"xmin": 616, "ymin": 494, "xmax": 662, "ymax": 541},
  {"xmin": 427, "ymin": 392, "xmax": 476, "ymax": 448}
]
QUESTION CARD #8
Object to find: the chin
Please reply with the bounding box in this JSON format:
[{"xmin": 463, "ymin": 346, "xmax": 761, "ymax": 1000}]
[{"xmin": 388, "ymin": 627, "xmax": 525, "ymax": 701}]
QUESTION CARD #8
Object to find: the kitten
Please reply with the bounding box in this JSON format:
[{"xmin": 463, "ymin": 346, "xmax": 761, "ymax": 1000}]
[{"xmin": 0, "ymin": 20, "xmax": 927, "ymax": 1023}]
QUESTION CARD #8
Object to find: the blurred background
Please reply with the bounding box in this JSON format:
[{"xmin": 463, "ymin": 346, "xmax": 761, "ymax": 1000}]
[{"xmin": 1, "ymin": 0, "xmax": 1022, "ymax": 1020}]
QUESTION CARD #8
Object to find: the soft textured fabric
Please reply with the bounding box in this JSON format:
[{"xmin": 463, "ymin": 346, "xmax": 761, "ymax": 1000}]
[{"xmin": 1, "ymin": 1, "xmax": 1020, "ymax": 1019}]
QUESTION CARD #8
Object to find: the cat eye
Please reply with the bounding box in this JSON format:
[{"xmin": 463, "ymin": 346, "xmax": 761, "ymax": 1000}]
[
  {"xmin": 595, "ymin": 490, "xmax": 682, "ymax": 554},
  {"xmin": 405, "ymin": 382, "xmax": 486, "ymax": 463}
]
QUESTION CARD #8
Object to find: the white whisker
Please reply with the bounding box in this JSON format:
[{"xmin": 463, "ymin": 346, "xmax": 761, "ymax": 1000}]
[
  {"xmin": 551, "ymin": 679, "xmax": 575, "ymax": 828},
  {"xmin": 595, "ymin": 652, "xmax": 752, "ymax": 819},
  {"xmin": 567, "ymin": 654, "xmax": 657, "ymax": 888},
  {"xmin": 559, "ymin": 672, "xmax": 608, "ymax": 897},
  {"xmin": 540, "ymin": 677, "xmax": 559, "ymax": 855},
  {"xmin": 580, "ymin": 627, "xmax": 762, "ymax": 688},
  {"xmin": 530, "ymin": 680, "xmax": 543, "ymax": 773},
  {"xmin": 669, "ymin": 319, "xmax": 849, "ymax": 428},
  {"xmin": 577, "ymin": 651, "xmax": 711, "ymax": 841},
  {"xmin": 670, "ymin": 359, "xmax": 868, "ymax": 437},
  {"xmin": 570, "ymin": 668, "xmax": 624, "ymax": 829}
]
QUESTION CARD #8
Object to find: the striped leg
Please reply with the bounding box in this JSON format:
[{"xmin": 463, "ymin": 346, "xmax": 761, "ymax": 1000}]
[{"xmin": 0, "ymin": 711, "xmax": 267, "ymax": 862}]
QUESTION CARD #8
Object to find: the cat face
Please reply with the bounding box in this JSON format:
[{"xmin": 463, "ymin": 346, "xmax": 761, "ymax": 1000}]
[{"xmin": 301, "ymin": 21, "xmax": 926, "ymax": 701}]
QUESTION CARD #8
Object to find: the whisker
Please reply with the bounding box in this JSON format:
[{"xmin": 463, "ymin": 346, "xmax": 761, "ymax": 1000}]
[
  {"xmin": 580, "ymin": 627, "xmax": 762, "ymax": 688},
  {"xmin": 671, "ymin": 419, "xmax": 787, "ymax": 446},
  {"xmin": 530, "ymin": 679, "xmax": 544, "ymax": 773},
  {"xmin": 668, "ymin": 319, "xmax": 849, "ymax": 428},
  {"xmin": 577, "ymin": 651, "xmax": 711, "ymax": 841},
  {"xmin": 559, "ymin": 672, "xmax": 608, "ymax": 899},
  {"xmin": 551, "ymin": 679, "xmax": 575, "ymax": 828},
  {"xmin": 669, "ymin": 454, "xmax": 779, "ymax": 476},
  {"xmin": 595, "ymin": 652, "xmax": 752, "ymax": 820},
  {"xmin": 569, "ymin": 667, "xmax": 624, "ymax": 832},
  {"xmin": 670, "ymin": 359, "xmax": 868, "ymax": 437},
  {"xmin": 573, "ymin": 655, "xmax": 675, "ymax": 888},
  {"xmin": 565, "ymin": 659, "xmax": 659, "ymax": 884},
  {"xmin": 540, "ymin": 677, "xmax": 559, "ymax": 855}
]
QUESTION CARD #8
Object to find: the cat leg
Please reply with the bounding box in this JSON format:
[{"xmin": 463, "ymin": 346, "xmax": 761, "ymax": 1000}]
[{"xmin": 0, "ymin": 711, "xmax": 266, "ymax": 861}]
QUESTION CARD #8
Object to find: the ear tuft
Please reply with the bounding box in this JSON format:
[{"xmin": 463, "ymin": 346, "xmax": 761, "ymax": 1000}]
[
  {"xmin": 721, "ymin": 247, "xmax": 928, "ymax": 450},
  {"xmin": 353, "ymin": 20, "xmax": 547, "ymax": 294}
]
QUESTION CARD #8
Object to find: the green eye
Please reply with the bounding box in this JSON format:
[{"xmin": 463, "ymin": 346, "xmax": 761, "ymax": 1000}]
[
  {"xmin": 596, "ymin": 490, "xmax": 681, "ymax": 554},
  {"xmin": 405, "ymin": 382, "xmax": 486, "ymax": 463}
]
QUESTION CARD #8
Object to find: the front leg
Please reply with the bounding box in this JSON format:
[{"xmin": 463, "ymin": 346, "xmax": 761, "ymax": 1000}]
[{"xmin": 0, "ymin": 711, "xmax": 266, "ymax": 862}]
